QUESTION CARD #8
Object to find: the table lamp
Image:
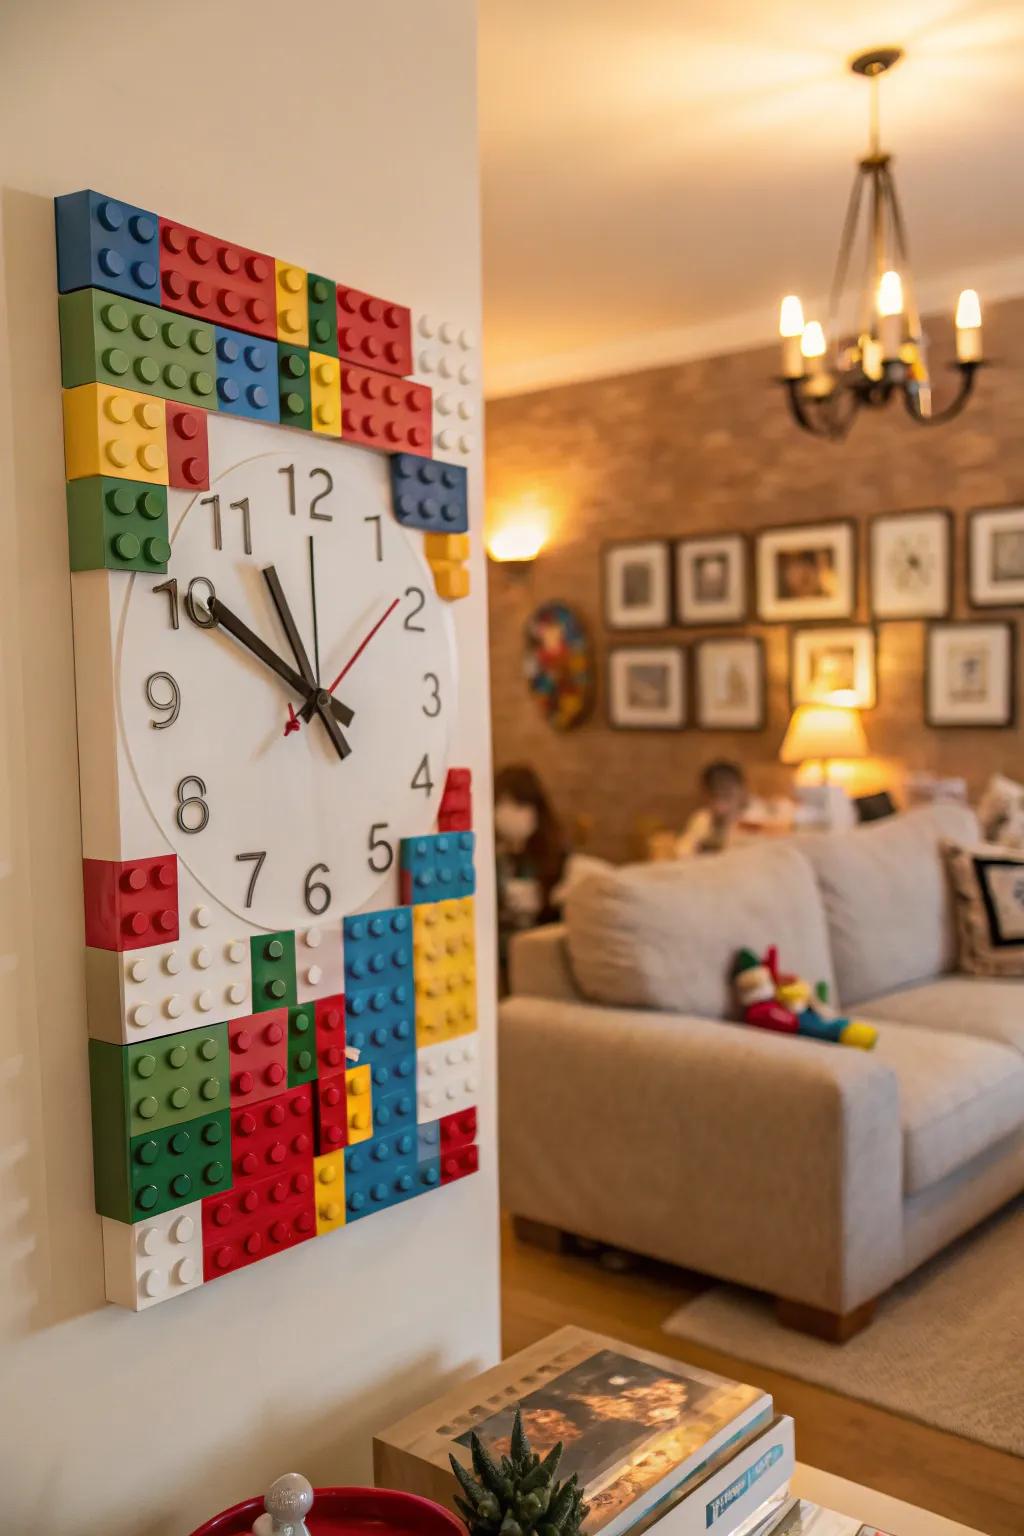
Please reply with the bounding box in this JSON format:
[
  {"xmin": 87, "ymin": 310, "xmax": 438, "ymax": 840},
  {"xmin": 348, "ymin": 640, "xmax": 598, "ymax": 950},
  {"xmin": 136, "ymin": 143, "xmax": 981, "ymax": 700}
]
[{"xmin": 780, "ymin": 700, "xmax": 868, "ymax": 783}]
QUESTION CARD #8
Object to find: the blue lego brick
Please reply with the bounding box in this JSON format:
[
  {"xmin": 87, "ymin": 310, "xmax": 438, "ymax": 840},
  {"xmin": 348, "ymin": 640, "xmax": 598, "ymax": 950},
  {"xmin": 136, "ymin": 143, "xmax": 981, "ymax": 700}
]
[
  {"xmin": 214, "ymin": 326, "xmax": 280, "ymax": 421},
  {"xmin": 417, "ymin": 1120, "xmax": 441, "ymax": 1163},
  {"xmin": 56, "ymin": 191, "xmax": 161, "ymax": 303},
  {"xmin": 400, "ymin": 833, "xmax": 475, "ymax": 905},
  {"xmin": 390, "ymin": 454, "xmax": 468, "ymax": 534},
  {"xmin": 344, "ymin": 1129, "xmax": 438, "ymax": 1221},
  {"xmin": 371, "ymin": 1070, "xmax": 417, "ymax": 1136},
  {"xmin": 343, "ymin": 908, "xmax": 415, "ymax": 1062}
]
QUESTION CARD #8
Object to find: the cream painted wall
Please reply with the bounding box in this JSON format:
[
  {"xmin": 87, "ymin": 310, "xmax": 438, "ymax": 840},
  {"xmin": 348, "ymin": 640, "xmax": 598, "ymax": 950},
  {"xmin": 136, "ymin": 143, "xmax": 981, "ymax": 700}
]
[{"xmin": 0, "ymin": 4, "xmax": 498, "ymax": 1533}]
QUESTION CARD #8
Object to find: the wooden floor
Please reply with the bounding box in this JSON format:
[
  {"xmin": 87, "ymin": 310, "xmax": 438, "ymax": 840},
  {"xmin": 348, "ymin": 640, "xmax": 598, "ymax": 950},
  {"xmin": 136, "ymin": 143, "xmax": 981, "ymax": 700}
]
[{"xmin": 500, "ymin": 1217, "xmax": 1024, "ymax": 1536}]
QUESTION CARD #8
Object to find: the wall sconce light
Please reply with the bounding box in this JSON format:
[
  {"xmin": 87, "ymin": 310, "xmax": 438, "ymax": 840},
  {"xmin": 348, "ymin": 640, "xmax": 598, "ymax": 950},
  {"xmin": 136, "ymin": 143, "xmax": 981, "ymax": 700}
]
[{"xmin": 485, "ymin": 505, "xmax": 550, "ymax": 570}]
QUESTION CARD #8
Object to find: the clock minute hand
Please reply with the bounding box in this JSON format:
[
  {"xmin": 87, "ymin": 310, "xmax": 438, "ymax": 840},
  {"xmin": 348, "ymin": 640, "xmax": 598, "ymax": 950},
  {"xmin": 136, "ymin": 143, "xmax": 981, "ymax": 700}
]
[
  {"xmin": 262, "ymin": 566, "xmax": 352, "ymax": 762},
  {"xmin": 207, "ymin": 597, "xmax": 354, "ymax": 727}
]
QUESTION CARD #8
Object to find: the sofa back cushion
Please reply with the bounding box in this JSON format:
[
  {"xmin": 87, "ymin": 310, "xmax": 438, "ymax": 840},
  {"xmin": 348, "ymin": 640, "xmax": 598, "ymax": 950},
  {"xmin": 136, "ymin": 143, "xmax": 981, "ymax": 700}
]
[
  {"xmin": 801, "ymin": 801, "xmax": 979, "ymax": 1006},
  {"xmin": 564, "ymin": 841, "xmax": 834, "ymax": 1017}
]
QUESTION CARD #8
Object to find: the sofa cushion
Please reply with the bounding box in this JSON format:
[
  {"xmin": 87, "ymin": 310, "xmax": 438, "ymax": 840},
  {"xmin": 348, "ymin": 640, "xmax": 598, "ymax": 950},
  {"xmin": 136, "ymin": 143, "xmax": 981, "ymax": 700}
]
[
  {"xmin": 870, "ymin": 1022, "xmax": 1024, "ymax": 1195},
  {"xmin": 801, "ymin": 802, "xmax": 979, "ymax": 1007},
  {"xmin": 944, "ymin": 839, "xmax": 1024, "ymax": 976},
  {"xmin": 858, "ymin": 975, "xmax": 1024, "ymax": 1054},
  {"xmin": 564, "ymin": 840, "xmax": 834, "ymax": 1018}
]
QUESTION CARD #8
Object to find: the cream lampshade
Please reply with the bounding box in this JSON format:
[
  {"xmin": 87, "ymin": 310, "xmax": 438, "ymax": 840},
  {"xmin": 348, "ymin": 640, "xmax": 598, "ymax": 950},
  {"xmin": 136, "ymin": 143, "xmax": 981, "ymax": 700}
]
[{"xmin": 780, "ymin": 702, "xmax": 868, "ymax": 783}]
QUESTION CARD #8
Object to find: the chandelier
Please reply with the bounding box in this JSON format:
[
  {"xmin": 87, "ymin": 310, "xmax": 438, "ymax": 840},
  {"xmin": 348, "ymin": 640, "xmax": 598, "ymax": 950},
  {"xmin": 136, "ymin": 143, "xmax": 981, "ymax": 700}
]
[{"xmin": 778, "ymin": 47, "xmax": 984, "ymax": 441}]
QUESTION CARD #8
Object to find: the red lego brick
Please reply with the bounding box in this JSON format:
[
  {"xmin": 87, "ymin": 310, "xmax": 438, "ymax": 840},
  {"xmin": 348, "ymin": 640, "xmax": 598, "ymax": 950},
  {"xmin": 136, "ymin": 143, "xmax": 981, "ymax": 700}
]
[
  {"xmin": 159, "ymin": 219, "xmax": 277, "ymax": 338},
  {"xmin": 202, "ymin": 1167, "xmax": 315, "ymax": 1279},
  {"xmin": 82, "ymin": 855, "xmax": 179, "ymax": 951},
  {"xmin": 315, "ymin": 1072, "xmax": 348, "ymax": 1154},
  {"xmin": 336, "ymin": 284, "xmax": 413, "ymax": 377},
  {"xmin": 165, "ymin": 402, "xmax": 210, "ymax": 490},
  {"xmin": 438, "ymin": 767, "xmax": 472, "ymax": 832},
  {"xmin": 315, "ymin": 995, "xmax": 347, "ymax": 1077},
  {"xmin": 440, "ymin": 1106, "xmax": 477, "ymax": 1155},
  {"xmin": 228, "ymin": 1010, "xmax": 288, "ymax": 1107},
  {"xmin": 340, "ymin": 364, "xmax": 431, "ymax": 454},
  {"xmin": 231, "ymin": 1084, "xmax": 314, "ymax": 1186},
  {"xmin": 440, "ymin": 1142, "xmax": 479, "ymax": 1185}
]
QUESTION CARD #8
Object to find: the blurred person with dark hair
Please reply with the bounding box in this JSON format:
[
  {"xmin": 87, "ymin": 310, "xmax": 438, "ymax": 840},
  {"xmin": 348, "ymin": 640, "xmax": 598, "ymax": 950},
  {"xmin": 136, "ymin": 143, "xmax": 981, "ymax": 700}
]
[
  {"xmin": 494, "ymin": 764, "xmax": 567, "ymax": 978},
  {"xmin": 677, "ymin": 759, "xmax": 790, "ymax": 856}
]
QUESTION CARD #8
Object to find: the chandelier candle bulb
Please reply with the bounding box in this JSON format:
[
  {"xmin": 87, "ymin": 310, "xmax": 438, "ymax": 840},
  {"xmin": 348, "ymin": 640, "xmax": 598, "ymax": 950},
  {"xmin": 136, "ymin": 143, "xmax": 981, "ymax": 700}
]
[
  {"xmin": 955, "ymin": 289, "xmax": 983, "ymax": 363},
  {"xmin": 876, "ymin": 269, "xmax": 904, "ymax": 360},
  {"xmin": 779, "ymin": 295, "xmax": 805, "ymax": 378}
]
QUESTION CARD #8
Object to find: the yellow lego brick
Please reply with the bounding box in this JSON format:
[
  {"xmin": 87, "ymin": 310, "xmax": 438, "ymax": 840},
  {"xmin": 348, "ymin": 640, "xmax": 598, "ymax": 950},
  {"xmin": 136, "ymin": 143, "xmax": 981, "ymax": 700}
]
[
  {"xmin": 313, "ymin": 1148, "xmax": 346, "ymax": 1235},
  {"xmin": 275, "ymin": 260, "xmax": 309, "ymax": 346},
  {"xmin": 346, "ymin": 1063, "xmax": 373, "ymax": 1144},
  {"xmin": 309, "ymin": 350, "xmax": 341, "ymax": 437},
  {"xmin": 62, "ymin": 382, "xmax": 169, "ymax": 484},
  {"xmin": 413, "ymin": 897, "xmax": 476, "ymax": 1046},
  {"xmin": 425, "ymin": 532, "xmax": 470, "ymax": 563},
  {"xmin": 431, "ymin": 562, "xmax": 470, "ymax": 601}
]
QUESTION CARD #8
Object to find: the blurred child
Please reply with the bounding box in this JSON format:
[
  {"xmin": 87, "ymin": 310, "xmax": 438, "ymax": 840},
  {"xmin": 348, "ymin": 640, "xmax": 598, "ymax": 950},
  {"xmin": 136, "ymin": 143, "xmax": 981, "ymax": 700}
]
[
  {"xmin": 494, "ymin": 765, "xmax": 567, "ymax": 978},
  {"xmin": 677, "ymin": 760, "xmax": 790, "ymax": 856}
]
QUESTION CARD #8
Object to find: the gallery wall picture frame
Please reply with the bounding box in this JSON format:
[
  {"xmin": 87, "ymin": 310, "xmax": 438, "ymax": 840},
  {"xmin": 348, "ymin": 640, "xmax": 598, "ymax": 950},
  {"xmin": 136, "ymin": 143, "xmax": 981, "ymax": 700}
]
[
  {"xmin": 675, "ymin": 534, "xmax": 748, "ymax": 625},
  {"xmin": 925, "ymin": 621, "xmax": 1017, "ymax": 728},
  {"xmin": 755, "ymin": 519, "xmax": 857, "ymax": 623},
  {"xmin": 602, "ymin": 539, "xmax": 672, "ymax": 630},
  {"xmin": 869, "ymin": 507, "xmax": 953, "ymax": 620},
  {"xmin": 968, "ymin": 505, "xmax": 1024, "ymax": 608},
  {"xmin": 790, "ymin": 625, "xmax": 878, "ymax": 710},
  {"xmin": 607, "ymin": 645, "xmax": 687, "ymax": 730},
  {"xmin": 693, "ymin": 637, "xmax": 766, "ymax": 731}
]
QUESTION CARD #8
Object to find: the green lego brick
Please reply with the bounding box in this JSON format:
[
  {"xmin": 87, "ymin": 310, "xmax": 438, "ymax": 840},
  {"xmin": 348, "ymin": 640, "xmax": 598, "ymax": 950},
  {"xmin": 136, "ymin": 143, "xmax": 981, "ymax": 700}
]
[
  {"xmin": 251, "ymin": 931, "xmax": 297, "ymax": 1011},
  {"xmin": 90, "ymin": 1023, "xmax": 228, "ymax": 1143},
  {"xmin": 307, "ymin": 274, "xmax": 338, "ymax": 354},
  {"xmin": 92, "ymin": 1104, "xmax": 232, "ymax": 1224},
  {"xmin": 67, "ymin": 476, "xmax": 171, "ymax": 572},
  {"xmin": 287, "ymin": 1003, "xmax": 317, "ymax": 1087},
  {"xmin": 59, "ymin": 287, "xmax": 217, "ymax": 409},
  {"xmin": 279, "ymin": 345, "xmax": 312, "ymax": 430}
]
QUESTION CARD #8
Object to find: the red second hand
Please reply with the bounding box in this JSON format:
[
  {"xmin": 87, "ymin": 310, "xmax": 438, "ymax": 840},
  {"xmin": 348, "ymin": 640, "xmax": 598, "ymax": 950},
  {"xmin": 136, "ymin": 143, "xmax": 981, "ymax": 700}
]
[{"xmin": 284, "ymin": 597, "xmax": 400, "ymax": 738}]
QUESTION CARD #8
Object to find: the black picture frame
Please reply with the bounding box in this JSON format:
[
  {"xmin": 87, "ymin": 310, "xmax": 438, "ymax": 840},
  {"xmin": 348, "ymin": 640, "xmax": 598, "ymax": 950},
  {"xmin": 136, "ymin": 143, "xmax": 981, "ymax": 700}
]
[
  {"xmin": 789, "ymin": 623, "xmax": 878, "ymax": 711},
  {"xmin": 755, "ymin": 517, "xmax": 859, "ymax": 624},
  {"xmin": 868, "ymin": 507, "xmax": 954, "ymax": 620},
  {"xmin": 967, "ymin": 504, "xmax": 1024, "ymax": 609},
  {"xmin": 924, "ymin": 620, "xmax": 1017, "ymax": 729},
  {"xmin": 692, "ymin": 636, "xmax": 766, "ymax": 731},
  {"xmin": 601, "ymin": 538, "xmax": 673, "ymax": 631},
  {"xmin": 674, "ymin": 533, "xmax": 749, "ymax": 626},
  {"xmin": 606, "ymin": 644, "xmax": 687, "ymax": 731}
]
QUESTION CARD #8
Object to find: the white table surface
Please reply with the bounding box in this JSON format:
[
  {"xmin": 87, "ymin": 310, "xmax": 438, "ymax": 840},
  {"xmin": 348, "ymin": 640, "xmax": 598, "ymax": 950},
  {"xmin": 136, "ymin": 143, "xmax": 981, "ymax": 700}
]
[{"xmin": 791, "ymin": 1465, "xmax": 988, "ymax": 1536}]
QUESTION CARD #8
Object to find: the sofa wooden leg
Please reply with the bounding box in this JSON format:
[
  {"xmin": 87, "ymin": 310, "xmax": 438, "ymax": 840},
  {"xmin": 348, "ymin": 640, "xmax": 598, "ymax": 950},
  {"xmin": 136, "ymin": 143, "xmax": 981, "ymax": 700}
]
[
  {"xmin": 775, "ymin": 1295, "xmax": 877, "ymax": 1342},
  {"xmin": 511, "ymin": 1215, "xmax": 573, "ymax": 1253}
]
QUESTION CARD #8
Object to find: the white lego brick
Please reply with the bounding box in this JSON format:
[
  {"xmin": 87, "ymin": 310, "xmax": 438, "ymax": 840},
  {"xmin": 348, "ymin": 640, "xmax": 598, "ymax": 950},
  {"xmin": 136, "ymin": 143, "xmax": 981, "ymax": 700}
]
[
  {"xmin": 101, "ymin": 1205, "xmax": 204, "ymax": 1310},
  {"xmin": 295, "ymin": 920, "xmax": 345, "ymax": 1004},
  {"xmin": 416, "ymin": 1033, "xmax": 478, "ymax": 1123},
  {"xmin": 413, "ymin": 313, "xmax": 478, "ymax": 461}
]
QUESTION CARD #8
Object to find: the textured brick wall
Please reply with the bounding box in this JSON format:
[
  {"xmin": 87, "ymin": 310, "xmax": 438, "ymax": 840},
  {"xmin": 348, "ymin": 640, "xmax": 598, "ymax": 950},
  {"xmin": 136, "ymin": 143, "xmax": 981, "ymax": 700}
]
[{"xmin": 486, "ymin": 297, "xmax": 1024, "ymax": 862}]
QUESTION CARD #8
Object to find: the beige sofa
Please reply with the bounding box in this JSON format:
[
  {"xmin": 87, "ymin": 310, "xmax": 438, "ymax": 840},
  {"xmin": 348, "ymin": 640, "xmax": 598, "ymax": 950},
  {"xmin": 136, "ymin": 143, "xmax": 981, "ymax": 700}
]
[{"xmin": 499, "ymin": 804, "xmax": 1024, "ymax": 1337}]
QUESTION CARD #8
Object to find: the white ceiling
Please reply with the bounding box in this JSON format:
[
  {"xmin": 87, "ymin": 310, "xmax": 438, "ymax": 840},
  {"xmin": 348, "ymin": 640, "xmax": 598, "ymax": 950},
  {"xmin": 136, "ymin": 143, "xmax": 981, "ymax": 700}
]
[{"xmin": 480, "ymin": 0, "xmax": 1024, "ymax": 395}]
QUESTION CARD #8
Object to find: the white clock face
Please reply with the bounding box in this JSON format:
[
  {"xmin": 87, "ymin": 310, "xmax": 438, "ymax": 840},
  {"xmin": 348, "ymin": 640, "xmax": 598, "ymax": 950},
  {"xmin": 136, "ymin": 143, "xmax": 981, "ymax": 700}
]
[{"xmin": 119, "ymin": 420, "xmax": 456, "ymax": 930}]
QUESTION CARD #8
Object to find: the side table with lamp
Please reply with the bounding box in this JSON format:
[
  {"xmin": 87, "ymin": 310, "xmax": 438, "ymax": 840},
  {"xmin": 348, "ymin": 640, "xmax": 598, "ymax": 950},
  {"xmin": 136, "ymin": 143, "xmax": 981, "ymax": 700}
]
[{"xmin": 779, "ymin": 698, "xmax": 870, "ymax": 831}]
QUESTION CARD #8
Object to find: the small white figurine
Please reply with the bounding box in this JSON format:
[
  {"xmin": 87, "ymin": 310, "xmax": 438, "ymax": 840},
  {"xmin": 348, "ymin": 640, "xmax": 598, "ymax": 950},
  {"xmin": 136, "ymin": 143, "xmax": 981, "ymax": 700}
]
[{"xmin": 252, "ymin": 1473, "xmax": 315, "ymax": 1536}]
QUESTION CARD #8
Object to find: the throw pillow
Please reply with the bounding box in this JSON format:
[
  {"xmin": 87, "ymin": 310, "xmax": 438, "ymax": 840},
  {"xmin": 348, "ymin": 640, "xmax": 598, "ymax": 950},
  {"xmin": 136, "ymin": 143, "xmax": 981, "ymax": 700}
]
[
  {"xmin": 977, "ymin": 772, "xmax": 1024, "ymax": 848},
  {"xmin": 944, "ymin": 839, "xmax": 1024, "ymax": 976}
]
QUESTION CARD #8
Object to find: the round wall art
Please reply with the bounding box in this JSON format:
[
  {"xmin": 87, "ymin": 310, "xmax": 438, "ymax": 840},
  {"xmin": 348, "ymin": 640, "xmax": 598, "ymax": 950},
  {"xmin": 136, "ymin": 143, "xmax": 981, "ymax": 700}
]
[{"xmin": 523, "ymin": 600, "xmax": 594, "ymax": 731}]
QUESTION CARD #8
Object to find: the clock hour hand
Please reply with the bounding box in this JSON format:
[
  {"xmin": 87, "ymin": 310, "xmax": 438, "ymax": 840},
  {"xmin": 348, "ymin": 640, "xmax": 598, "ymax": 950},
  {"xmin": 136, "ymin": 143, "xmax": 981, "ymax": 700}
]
[
  {"xmin": 262, "ymin": 566, "xmax": 352, "ymax": 761},
  {"xmin": 207, "ymin": 597, "xmax": 355, "ymax": 729},
  {"xmin": 297, "ymin": 596, "xmax": 400, "ymax": 725}
]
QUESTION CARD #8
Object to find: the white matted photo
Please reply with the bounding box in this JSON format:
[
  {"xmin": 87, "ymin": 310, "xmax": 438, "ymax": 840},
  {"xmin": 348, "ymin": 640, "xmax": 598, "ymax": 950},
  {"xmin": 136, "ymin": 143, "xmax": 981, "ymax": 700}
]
[
  {"xmin": 608, "ymin": 646, "xmax": 686, "ymax": 729},
  {"xmin": 694, "ymin": 638, "xmax": 764, "ymax": 729},
  {"xmin": 969, "ymin": 506, "xmax": 1024, "ymax": 607},
  {"xmin": 675, "ymin": 535, "xmax": 747, "ymax": 624},
  {"xmin": 603, "ymin": 540, "xmax": 671, "ymax": 629},
  {"xmin": 791, "ymin": 626, "xmax": 877, "ymax": 709},
  {"xmin": 756, "ymin": 521, "xmax": 856, "ymax": 622},
  {"xmin": 926, "ymin": 622, "xmax": 1016, "ymax": 727},
  {"xmin": 870, "ymin": 508, "xmax": 951, "ymax": 619}
]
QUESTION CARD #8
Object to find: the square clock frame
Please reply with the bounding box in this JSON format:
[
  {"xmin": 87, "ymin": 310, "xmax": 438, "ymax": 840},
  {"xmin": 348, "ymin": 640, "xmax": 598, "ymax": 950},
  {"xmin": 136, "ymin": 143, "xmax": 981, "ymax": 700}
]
[{"xmin": 56, "ymin": 189, "xmax": 481, "ymax": 1309}]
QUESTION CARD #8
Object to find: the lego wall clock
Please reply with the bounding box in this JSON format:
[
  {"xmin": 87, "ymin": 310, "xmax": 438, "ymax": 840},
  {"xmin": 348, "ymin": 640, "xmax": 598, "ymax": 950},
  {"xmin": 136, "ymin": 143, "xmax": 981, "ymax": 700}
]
[{"xmin": 56, "ymin": 189, "xmax": 480, "ymax": 1311}]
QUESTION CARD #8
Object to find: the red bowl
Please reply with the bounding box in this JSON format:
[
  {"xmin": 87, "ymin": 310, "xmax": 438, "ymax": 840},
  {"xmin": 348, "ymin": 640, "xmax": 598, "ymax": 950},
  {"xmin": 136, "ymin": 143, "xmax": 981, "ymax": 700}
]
[{"xmin": 188, "ymin": 1484, "xmax": 468, "ymax": 1536}]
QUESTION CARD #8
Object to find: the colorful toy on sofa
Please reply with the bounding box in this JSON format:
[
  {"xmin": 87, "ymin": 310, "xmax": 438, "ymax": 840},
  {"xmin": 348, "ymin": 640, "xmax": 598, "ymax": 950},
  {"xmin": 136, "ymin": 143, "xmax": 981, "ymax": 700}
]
[{"xmin": 732, "ymin": 945, "xmax": 878, "ymax": 1050}]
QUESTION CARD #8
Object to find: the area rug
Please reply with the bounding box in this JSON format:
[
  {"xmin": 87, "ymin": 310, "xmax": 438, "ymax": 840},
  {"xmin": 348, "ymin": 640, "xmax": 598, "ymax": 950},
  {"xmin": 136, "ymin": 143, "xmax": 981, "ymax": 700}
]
[{"xmin": 662, "ymin": 1198, "xmax": 1024, "ymax": 1456}]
